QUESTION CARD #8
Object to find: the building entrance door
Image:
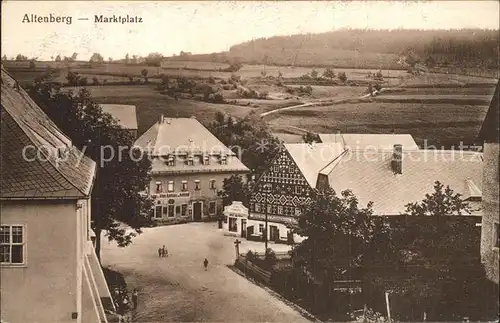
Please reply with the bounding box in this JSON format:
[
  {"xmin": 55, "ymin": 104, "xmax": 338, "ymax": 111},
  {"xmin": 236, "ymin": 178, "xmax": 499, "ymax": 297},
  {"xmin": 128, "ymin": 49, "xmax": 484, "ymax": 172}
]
[
  {"xmin": 193, "ymin": 202, "xmax": 202, "ymax": 221},
  {"xmin": 241, "ymin": 219, "xmax": 247, "ymax": 238},
  {"xmin": 269, "ymin": 225, "xmax": 279, "ymax": 242}
]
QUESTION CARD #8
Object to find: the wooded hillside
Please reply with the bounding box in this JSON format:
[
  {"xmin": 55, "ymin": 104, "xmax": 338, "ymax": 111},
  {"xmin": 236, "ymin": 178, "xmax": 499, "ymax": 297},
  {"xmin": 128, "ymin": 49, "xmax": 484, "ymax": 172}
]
[{"xmin": 166, "ymin": 29, "xmax": 499, "ymax": 69}]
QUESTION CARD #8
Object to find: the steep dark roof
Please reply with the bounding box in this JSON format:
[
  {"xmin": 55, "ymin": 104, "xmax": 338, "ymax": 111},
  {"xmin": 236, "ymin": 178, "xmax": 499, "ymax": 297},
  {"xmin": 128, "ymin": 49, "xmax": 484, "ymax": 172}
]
[
  {"xmin": 478, "ymin": 81, "xmax": 499, "ymax": 143},
  {"xmin": 1, "ymin": 67, "xmax": 96, "ymax": 199}
]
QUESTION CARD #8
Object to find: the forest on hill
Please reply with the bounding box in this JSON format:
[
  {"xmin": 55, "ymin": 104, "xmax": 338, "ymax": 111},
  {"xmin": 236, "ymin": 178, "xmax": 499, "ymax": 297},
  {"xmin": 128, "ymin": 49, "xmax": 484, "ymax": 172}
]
[{"xmin": 166, "ymin": 29, "xmax": 499, "ymax": 70}]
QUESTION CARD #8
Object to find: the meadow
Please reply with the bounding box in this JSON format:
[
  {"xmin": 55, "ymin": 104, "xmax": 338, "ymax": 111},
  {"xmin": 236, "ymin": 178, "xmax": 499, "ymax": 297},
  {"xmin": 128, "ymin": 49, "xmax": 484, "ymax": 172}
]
[
  {"xmin": 266, "ymin": 102, "xmax": 489, "ymax": 148},
  {"xmin": 4, "ymin": 59, "xmax": 497, "ymax": 149}
]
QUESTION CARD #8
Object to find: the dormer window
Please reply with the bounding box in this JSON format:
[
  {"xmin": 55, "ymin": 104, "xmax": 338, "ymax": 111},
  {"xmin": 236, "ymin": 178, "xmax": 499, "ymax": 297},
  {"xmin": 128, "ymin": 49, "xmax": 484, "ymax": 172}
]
[
  {"xmin": 167, "ymin": 155, "xmax": 175, "ymax": 166},
  {"xmin": 220, "ymin": 154, "xmax": 227, "ymax": 165},
  {"xmin": 203, "ymin": 154, "xmax": 210, "ymax": 165},
  {"xmin": 187, "ymin": 155, "xmax": 194, "ymax": 166}
]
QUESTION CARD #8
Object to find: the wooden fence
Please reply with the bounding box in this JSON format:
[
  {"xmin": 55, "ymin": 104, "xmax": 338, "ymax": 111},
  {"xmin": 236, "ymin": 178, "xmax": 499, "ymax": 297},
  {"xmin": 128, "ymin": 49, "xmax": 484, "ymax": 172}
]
[{"xmin": 236, "ymin": 255, "xmax": 272, "ymax": 285}]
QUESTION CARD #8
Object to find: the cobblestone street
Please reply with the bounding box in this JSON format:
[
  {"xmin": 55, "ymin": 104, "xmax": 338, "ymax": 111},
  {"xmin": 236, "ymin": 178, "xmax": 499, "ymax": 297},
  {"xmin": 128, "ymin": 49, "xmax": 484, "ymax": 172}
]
[{"xmin": 101, "ymin": 223, "xmax": 307, "ymax": 322}]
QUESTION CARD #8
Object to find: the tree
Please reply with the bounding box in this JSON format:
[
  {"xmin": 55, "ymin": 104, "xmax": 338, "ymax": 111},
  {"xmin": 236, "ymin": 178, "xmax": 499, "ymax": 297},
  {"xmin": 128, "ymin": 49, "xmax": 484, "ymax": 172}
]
[
  {"xmin": 71, "ymin": 52, "xmax": 78, "ymax": 61},
  {"xmin": 302, "ymin": 132, "xmax": 320, "ymax": 144},
  {"xmin": 207, "ymin": 111, "xmax": 281, "ymax": 176},
  {"xmin": 2, "ymin": 55, "xmax": 7, "ymax": 61},
  {"xmin": 55, "ymin": 54, "xmax": 61, "ymax": 62},
  {"xmin": 323, "ymin": 68, "xmax": 335, "ymax": 80},
  {"xmin": 92, "ymin": 76, "xmax": 100, "ymax": 85},
  {"xmin": 338, "ymin": 71, "xmax": 347, "ymax": 83},
  {"xmin": 66, "ymin": 71, "xmax": 80, "ymax": 86},
  {"xmin": 15, "ymin": 54, "xmax": 28, "ymax": 61},
  {"xmin": 218, "ymin": 174, "xmax": 251, "ymax": 207},
  {"xmin": 89, "ymin": 53, "xmax": 104, "ymax": 63},
  {"xmin": 145, "ymin": 52, "xmax": 164, "ymax": 66},
  {"xmin": 310, "ymin": 69, "xmax": 319, "ymax": 79},
  {"xmin": 108, "ymin": 57, "xmax": 113, "ymax": 62},
  {"xmin": 29, "ymin": 86, "xmax": 152, "ymax": 260},
  {"xmin": 141, "ymin": 69, "xmax": 148, "ymax": 83},
  {"xmin": 375, "ymin": 181, "xmax": 477, "ymax": 320},
  {"xmin": 292, "ymin": 187, "xmax": 387, "ymax": 282},
  {"xmin": 29, "ymin": 61, "xmax": 36, "ymax": 70}
]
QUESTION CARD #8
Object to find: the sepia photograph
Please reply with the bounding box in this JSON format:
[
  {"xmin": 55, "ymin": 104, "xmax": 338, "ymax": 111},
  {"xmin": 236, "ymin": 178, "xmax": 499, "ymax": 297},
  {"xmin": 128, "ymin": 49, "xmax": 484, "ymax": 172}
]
[{"xmin": 1, "ymin": 1, "xmax": 499, "ymax": 322}]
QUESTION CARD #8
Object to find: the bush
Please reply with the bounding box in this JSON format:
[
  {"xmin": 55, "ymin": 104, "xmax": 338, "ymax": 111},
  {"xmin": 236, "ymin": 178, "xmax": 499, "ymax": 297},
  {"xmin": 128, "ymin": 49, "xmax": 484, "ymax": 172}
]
[
  {"xmin": 338, "ymin": 72, "xmax": 347, "ymax": 83},
  {"xmin": 79, "ymin": 76, "xmax": 88, "ymax": 86},
  {"xmin": 92, "ymin": 76, "xmax": 100, "ymax": 85}
]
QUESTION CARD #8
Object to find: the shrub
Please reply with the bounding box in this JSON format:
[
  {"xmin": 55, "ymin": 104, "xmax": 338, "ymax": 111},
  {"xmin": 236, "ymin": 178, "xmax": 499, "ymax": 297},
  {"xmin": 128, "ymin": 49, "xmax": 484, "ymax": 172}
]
[
  {"xmin": 338, "ymin": 72, "xmax": 347, "ymax": 83},
  {"xmin": 79, "ymin": 76, "xmax": 88, "ymax": 86},
  {"xmin": 208, "ymin": 76, "xmax": 215, "ymax": 84},
  {"xmin": 92, "ymin": 76, "xmax": 100, "ymax": 85}
]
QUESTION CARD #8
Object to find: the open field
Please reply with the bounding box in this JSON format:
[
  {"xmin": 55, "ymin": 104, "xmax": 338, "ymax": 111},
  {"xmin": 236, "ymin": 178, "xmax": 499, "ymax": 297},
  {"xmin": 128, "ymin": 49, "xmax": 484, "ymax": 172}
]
[
  {"xmin": 266, "ymin": 102, "xmax": 489, "ymax": 148},
  {"xmin": 401, "ymin": 73, "xmax": 498, "ymax": 87},
  {"xmin": 63, "ymin": 85, "xmax": 258, "ymax": 133},
  {"xmin": 383, "ymin": 86, "xmax": 497, "ymax": 96},
  {"xmin": 373, "ymin": 94, "xmax": 493, "ymax": 105}
]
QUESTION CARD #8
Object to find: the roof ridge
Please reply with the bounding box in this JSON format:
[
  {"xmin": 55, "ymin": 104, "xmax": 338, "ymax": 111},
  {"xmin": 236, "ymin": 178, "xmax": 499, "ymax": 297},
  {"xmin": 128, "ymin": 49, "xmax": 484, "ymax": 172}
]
[{"xmin": 318, "ymin": 148, "xmax": 349, "ymax": 175}]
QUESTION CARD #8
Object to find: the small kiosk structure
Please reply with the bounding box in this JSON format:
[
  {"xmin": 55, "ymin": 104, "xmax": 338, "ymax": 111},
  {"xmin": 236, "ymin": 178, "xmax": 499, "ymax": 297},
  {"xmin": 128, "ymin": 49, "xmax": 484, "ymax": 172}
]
[{"xmin": 223, "ymin": 201, "xmax": 249, "ymax": 237}]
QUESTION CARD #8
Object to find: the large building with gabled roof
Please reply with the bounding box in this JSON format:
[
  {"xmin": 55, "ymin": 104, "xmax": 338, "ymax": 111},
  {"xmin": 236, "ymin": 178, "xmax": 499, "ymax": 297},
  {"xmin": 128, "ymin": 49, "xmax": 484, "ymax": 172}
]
[
  {"xmin": 248, "ymin": 130, "xmax": 483, "ymax": 244},
  {"xmin": 1, "ymin": 67, "xmax": 115, "ymax": 322},
  {"xmin": 134, "ymin": 115, "xmax": 249, "ymax": 223}
]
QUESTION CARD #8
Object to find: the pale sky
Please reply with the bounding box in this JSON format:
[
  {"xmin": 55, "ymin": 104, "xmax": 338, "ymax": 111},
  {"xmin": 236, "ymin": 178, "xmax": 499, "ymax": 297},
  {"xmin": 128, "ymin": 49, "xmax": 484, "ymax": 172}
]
[{"xmin": 2, "ymin": 1, "xmax": 499, "ymax": 60}]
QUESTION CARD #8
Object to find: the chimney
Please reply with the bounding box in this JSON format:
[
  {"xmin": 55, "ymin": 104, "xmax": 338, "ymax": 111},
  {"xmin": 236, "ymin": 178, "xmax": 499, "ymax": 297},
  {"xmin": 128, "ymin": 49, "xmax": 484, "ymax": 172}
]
[
  {"xmin": 391, "ymin": 144, "xmax": 403, "ymax": 174},
  {"xmin": 159, "ymin": 114, "xmax": 164, "ymax": 124}
]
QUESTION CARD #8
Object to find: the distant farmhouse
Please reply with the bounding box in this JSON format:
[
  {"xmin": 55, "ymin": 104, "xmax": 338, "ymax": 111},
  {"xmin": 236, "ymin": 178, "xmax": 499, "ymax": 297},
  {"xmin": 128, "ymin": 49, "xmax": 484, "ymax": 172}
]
[
  {"xmin": 1, "ymin": 67, "xmax": 114, "ymax": 322},
  {"xmin": 100, "ymin": 104, "xmax": 138, "ymax": 139},
  {"xmin": 477, "ymin": 80, "xmax": 499, "ymax": 284},
  {"xmin": 248, "ymin": 132, "xmax": 483, "ymax": 243},
  {"xmin": 134, "ymin": 115, "xmax": 249, "ymax": 223}
]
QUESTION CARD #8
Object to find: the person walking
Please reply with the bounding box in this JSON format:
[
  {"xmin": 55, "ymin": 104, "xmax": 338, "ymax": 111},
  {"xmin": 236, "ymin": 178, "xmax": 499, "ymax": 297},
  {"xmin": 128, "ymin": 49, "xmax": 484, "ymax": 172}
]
[
  {"xmin": 203, "ymin": 258, "xmax": 209, "ymax": 271},
  {"xmin": 162, "ymin": 245, "xmax": 166, "ymax": 257},
  {"xmin": 158, "ymin": 247, "xmax": 162, "ymax": 258},
  {"xmin": 132, "ymin": 288, "xmax": 138, "ymax": 310}
]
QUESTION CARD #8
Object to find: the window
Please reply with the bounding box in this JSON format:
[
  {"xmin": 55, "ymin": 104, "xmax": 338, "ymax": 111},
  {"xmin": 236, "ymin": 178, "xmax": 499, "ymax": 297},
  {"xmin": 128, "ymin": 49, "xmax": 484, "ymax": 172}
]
[
  {"xmin": 181, "ymin": 181, "xmax": 188, "ymax": 191},
  {"xmin": 277, "ymin": 206, "xmax": 283, "ymax": 215},
  {"xmin": 181, "ymin": 204, "xmax": 188, "ymax": 216},
  {"xmin": 294, "ymin": 207, "xmax": 301, "ymax": 216},
  {"xmin": 295, "ymin": 186, "xmax": 301, "ymax": 194},
  {"xmin": 167, "ymin": 155, "xmax": 175, "ymax": 166},
  {"xmin": 255, "ymin": 203, "xmax": 261, "ymax": 212},
  {"xmin": 220, "ymin": 155, "xmax": 227, "ymax": 165},
  {"xmin": 187, "ymin": 155, "xmax": 194, "ymax": 166},
  {"xmin": 203, "ymin": 154, "xmax": 210, "ymax": 165},
  {"xmin": 155, "ymin": 181, "xmax": 162, "ymax": 193},
  {"xmin": 0, "ymin": 225, "xmax": 25, "ymax": 265},
  {"xmin": 209, "ymin": 201, "xmax": 216, "ymax": 215},
  {"xmin": 162, "ymin": 204, "xmax": 168, "ymax": 217},
  {"xmin": 267, "ymin": 204, "xmax": 272, "ymax": 214},
  {"xmin": 209, "ymin": 179, "xmax": 216, "ymax": 190},
  {"xmin": 168, "ymin": 205, "xmax": 175, "ymax": 218},
  {"xmin": 175, "ymin": 205, "xmax": 181, "ymax": 217},
  {"xmin": 494, "ymin": 223, "xmax": 499, "ymax": 249},
  {"xmin": 273, "ymin": 165, "xmax": 279, "ymax": 172},
  {"xmin": 259, "ymin": 224, "xmax": 264, "ymax": 233},
  {"xmin": 167, "ymin": 181, "xmax": 174, "ymax": 192},
  {"xmin": 194, "ymin": 180, "xmax": 200, "ymax": 190}
]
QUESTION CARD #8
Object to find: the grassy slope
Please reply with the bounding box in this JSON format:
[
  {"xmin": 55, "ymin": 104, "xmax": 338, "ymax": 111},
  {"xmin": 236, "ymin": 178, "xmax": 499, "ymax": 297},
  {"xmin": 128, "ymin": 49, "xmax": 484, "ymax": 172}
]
[
  {"xmin": 267, "ymin": 102, "xmax": 489, "ymax": 147},
  {"xmin": 71, "ymin": 85, "xmax": 257, "ymax": 133}
]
